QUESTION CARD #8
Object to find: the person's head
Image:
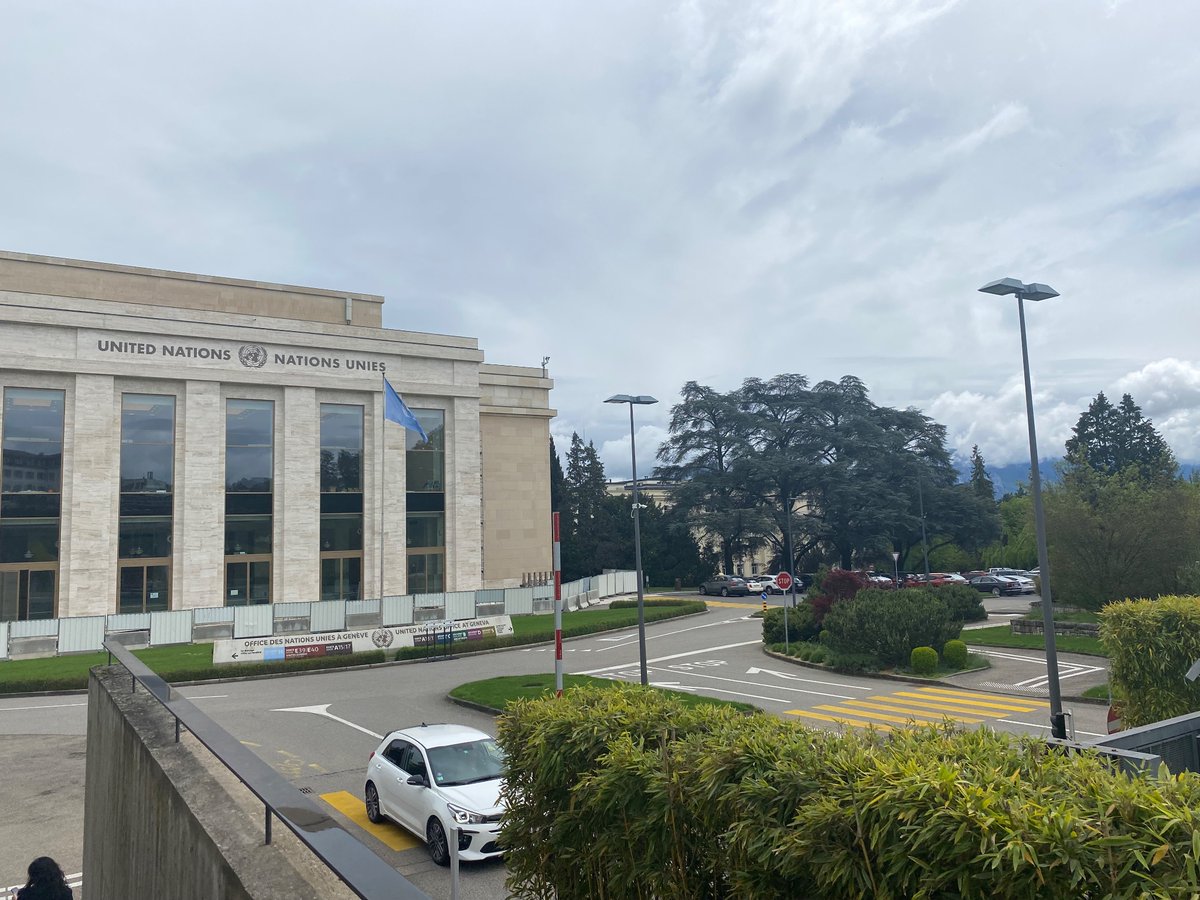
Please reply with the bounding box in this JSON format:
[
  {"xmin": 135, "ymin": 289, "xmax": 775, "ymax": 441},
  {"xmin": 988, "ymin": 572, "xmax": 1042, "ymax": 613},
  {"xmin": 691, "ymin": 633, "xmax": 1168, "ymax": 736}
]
[{"xmin": 27, "ymin": 857, "xmax": 66, "ymax": 886}]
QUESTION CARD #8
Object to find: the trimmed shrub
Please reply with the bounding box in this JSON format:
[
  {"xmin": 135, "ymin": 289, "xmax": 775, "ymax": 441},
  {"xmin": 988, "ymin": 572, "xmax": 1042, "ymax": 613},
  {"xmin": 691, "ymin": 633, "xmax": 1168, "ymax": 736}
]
[
  {"xmin": 761, "ymin": 604, "xmax": 820, "ymax": 645},
  {"xmin": 942, "ymin": 639, "xmax": 969, "ymax": 669},
  {"xmin": 821, "ymin": 588, "xmax": 961, "ymax": 667},
  {"xmin": 1100, "ymin": 595, "xmax": 1200, "ymax": 727},
  {"xmin": 499, "ymin": 685, "xmax": 1200, "ymax": 900},
  {"xmin": 910, "ymin": 646, "xmax": 938, "ymax": 674},
  {"xmin": 806, "ymin": 569, "xmax": 867, "ymax": 624},
  {"xmin": 935, "ymin": 583, "xmax": 988, "ymax": 622}
]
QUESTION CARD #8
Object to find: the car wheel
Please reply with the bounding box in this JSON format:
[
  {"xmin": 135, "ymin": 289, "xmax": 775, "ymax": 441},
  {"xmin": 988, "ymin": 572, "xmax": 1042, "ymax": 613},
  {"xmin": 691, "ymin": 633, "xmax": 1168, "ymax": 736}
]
[
  {"xmin": 427, "ymin": 817, "xmax": 451, "ymax": 866},
  {"xmin": 721, "ymin": 587, "xmax": 729, "ymax": 597},
  {"xmin": 991, "ymin": 587, "xmax": 1001, "ymax": 597},
  {"xmin": 698, "ymin": 584, "xmax": 707, "ymax": 595},
  {"xmin": 365, "ymin": 782, "xmax": 384, "ymax": 824}
]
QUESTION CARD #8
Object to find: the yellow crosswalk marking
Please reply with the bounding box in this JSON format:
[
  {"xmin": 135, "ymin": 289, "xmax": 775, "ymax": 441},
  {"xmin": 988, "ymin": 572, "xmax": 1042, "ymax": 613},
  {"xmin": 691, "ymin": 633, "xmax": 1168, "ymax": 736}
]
[
  {"xmin": 321, "ymin": 790, "xmax": 421, "ymax": 851},
  {"xmin": 840, "ymin": 699, "xmax": 984, "ymax": 724},
  {"xmin": 785, "ymin": 709, "xmax": 892, "ymax": 731},
  {"xmin": 893, "ymin": 691, "xmax": 1044, "ymax": 713},
  {"xmin": 847, "ymin": 695, "xmax": 997, "ymax": 718},
  {"xmin": 913, "ymin": 686, "xmax": 1048, "ymax": 707},
  {"xmin": 816, "ymin": 704, "xmax": 950, "ymax": 726}
]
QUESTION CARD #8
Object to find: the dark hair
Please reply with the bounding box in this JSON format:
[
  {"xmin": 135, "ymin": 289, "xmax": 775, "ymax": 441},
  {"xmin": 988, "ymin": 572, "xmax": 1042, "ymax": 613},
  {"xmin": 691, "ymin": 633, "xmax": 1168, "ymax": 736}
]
[{"xmin": 26, "ymin": 856, "xmax": 67, "ymax": 886}]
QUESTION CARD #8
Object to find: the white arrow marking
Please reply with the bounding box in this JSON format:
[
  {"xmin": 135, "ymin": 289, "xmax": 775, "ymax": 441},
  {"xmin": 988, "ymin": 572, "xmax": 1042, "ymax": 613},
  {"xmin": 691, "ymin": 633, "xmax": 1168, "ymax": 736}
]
[
  {"xmin": 594, "ymin": 618, "xmax": 752, "ymax": 652},
  {"xmin": 575, "ymin": 640, "xmax": 761, "ymax": 674},
  {"xmin": 746, "ymin": 666, "xmax": 872, "ymax": 691},
  {"xmin": 273, "ymin": 703, "xmax": 383, "ymax": 740}
]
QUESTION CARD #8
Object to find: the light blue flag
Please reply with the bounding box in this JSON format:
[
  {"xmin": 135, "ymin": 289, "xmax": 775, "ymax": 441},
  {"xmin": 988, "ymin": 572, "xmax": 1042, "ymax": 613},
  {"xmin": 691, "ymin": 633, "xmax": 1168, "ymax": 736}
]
[{"xmin": 383, "ymin": 377, "xmax": 429, "ymax": 442}]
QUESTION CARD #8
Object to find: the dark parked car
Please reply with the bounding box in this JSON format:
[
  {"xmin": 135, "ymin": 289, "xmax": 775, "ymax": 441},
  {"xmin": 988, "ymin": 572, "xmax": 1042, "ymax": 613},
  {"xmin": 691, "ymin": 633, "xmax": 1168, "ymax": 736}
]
[
  {"xmin": 969, "ymin": 575, "xmax": 1024, "ymax": 597},
  {"xmin": 698, "ymin": 574, "xmax": 750, "ymax": 597}
]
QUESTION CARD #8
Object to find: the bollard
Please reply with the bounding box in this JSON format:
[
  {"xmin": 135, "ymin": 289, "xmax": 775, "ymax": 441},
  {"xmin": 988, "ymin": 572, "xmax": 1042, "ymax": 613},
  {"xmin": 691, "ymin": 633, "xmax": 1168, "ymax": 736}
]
[{"xmin": 449, "ymin": 824, "xmax": 461, "ymax": 900}]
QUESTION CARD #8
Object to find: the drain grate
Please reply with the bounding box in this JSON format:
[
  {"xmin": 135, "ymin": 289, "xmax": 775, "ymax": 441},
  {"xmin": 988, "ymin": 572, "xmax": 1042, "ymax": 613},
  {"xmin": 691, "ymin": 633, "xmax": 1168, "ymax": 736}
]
[{"xmin": 298, "ymin": 787, "xmax": 314, "ymax": 794}]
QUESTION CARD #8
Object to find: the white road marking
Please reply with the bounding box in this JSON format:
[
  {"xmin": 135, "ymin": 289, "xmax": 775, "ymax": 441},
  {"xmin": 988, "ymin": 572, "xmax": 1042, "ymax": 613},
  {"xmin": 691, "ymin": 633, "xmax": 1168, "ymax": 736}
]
[
  {"xmin": 574, "ymin": 640, "xmax": 762, "ymax": 675},
  {"xmin": 0, "ymin": 701, "xmax": 87, "ymax": 712},
  {"xmin": 272, "ymin": 703, "xmax": 383, "ymax": 740},
  {"xmin": 593, "ymin": 618, "xmax": 751, "ymax": 652},
  {"xmin": 183, "ymin": 694, "xmax": 229, "ymax": 700},
  {"xmin": 746, "ymin": 666, "xmax": 873, "ymax": 691},
  {"xmin": 994, "ymin": 718, "xmax": 1105, "ymax": 738}
]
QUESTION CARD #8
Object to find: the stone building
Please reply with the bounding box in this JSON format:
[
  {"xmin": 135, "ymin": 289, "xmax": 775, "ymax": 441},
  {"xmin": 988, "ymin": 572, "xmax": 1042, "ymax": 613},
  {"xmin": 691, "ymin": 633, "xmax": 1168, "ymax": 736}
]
[{"xmin": 0, "ymin": 251, "xmax": 554, "ymax": 620}]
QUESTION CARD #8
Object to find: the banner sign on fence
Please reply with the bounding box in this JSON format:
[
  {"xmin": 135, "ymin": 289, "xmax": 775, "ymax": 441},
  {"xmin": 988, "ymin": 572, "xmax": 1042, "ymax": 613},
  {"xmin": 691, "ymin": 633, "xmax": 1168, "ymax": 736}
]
[{"xmin": 211, "ymin": 615, "xmax": 514, "ymax": 665}]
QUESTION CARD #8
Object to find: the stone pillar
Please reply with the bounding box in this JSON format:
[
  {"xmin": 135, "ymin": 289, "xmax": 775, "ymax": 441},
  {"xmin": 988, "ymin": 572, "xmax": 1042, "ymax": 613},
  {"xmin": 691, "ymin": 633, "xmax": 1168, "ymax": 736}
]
[
  {"xmin": 448, "ymin": 396, "xmax": 482, "ymax": 591},
  {"xmin": 61, "ymin": 374, "xmax": 119, "ymax": 616},
  {"xmin": 276, "ymin": 387, "xmax": 319, "ymax": 602},
  {"xmin": 175, "ymin": 381, "xmax": 224, "ymax": 608}
]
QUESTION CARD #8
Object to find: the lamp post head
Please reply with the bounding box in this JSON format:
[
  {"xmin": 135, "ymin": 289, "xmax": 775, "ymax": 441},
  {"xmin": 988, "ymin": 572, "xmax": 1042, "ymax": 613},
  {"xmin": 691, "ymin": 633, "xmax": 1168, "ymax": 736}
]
[
  {"xmin": 605, "ymin": 394, "xmax": 658, "ymax": 405},
  {"xmin": 978, "ymin": 277, "xmax": 1059, "ymax": 302}
]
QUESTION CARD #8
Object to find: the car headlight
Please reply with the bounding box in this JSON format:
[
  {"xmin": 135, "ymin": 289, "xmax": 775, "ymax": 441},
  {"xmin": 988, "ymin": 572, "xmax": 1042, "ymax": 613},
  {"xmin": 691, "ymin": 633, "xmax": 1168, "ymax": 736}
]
[{"xmin": 446, "ymin": 803, "xmax": 487, "ymax": 825}]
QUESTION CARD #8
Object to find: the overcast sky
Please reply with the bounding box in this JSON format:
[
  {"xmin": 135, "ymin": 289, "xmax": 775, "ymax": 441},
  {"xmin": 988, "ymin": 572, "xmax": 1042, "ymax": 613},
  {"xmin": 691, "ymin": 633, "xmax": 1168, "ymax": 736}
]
[{"xmin": 3, "ymin": 1, "xmax": 1197, "ymax": 480}]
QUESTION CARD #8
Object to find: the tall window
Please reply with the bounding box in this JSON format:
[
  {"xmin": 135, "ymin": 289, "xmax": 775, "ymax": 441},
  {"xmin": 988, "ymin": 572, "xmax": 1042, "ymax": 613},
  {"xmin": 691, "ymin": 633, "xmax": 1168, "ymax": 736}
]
[
  {"xmin": 225, "ymin": 399, "xmax": 273, "ymax": 606},
  {"xmin": 406, "ymin": 410, "xmax": 445, "ymax": 593},
  {"xmin": 0, "ymin": 388, "xmax": 64, "ymax": 620},
  {"xmin": 319, "ymin": 404, "xmax": 363, "ymax": 602},
  {"xmin": 118, "ymin": 394, "xmax": 175, "ymax": 613}
]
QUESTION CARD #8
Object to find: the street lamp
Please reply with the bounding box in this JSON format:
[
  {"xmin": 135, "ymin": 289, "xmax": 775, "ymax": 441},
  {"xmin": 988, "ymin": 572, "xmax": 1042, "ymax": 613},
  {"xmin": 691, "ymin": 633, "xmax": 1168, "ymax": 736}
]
[
  {"xmin": 605, "ymin": 393, "xmax": 658, "ymax": 686},
  {"xmin": 978, "ymin": 276, "xmax": 1067, "ymax": 739}
]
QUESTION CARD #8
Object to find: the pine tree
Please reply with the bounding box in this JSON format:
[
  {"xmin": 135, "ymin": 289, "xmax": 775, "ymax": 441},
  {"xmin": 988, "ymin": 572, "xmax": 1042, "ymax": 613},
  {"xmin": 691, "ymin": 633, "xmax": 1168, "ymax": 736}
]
[
  {"xmin": 549, "ymin": 436, "xmax": 566, "ymax": 514},
  {"xmin": 1065, "ymin": 391, "xmax": 1176, "ymax": 483},
  {"xmin": 969, "ymin": 445, "xmax": 995, "ymax": 500}
]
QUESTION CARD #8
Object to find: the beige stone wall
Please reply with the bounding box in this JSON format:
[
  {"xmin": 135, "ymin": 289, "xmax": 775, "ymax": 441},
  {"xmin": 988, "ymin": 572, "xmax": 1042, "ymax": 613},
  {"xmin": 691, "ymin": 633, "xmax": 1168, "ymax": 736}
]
[
  {"xmin": 276, "ymin": 387, "xmax": 320, "ymax": 602},
  {"xmin": 177, "ymin": 381, "xmax": 224, "ymax": 608},
  {"xmin": 0, "ymin": 250, "xmax": 384, "ymax": 327},
  {"xmin": 480, "ymin": 411, "xmax": 553, "ymax": 587}
]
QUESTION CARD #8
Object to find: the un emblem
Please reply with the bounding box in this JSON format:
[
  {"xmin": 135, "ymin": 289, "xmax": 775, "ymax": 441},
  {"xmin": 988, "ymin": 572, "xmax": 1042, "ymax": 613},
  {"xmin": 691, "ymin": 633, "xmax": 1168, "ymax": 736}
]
[
  {"xmin": 238, "ymin": 344, "xmax": 267, "ymax": 368},
  {"xmin": 371, "ymin": 628, "xmax": 395, "ymax": 649}
]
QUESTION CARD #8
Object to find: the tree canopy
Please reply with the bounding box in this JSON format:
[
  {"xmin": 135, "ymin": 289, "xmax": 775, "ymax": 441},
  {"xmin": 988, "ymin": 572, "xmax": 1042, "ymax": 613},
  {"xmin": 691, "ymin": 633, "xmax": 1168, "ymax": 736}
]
[{"xmin": 1064, "ymin": 391, "xmax": 1176, "ymax": 483}]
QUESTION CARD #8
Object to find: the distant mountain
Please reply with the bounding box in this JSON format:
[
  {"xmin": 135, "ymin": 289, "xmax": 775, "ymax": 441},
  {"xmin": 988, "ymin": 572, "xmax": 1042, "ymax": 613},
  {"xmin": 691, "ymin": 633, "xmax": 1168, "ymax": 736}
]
[{"xmin": 955, "ymin": 458, "xmax": 1200, "ymax": 498}]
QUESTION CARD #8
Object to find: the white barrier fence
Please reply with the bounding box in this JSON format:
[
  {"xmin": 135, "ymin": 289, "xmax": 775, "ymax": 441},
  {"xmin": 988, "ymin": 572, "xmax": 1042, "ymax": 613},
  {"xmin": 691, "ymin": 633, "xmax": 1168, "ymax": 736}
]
[{"xmin": 0, "ymin": 571, "xmax": 639, "ymax": 659}]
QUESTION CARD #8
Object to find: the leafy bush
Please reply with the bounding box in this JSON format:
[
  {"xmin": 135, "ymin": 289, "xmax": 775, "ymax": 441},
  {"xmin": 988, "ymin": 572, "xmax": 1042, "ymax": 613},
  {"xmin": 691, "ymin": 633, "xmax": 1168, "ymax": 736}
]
[
  {"xmin": 825, "ymin": 650, "xmax": 879, "ymax": 674},
  {"xmin": 761, "ymin": 604, "xmax": 820, "ymax": 644},
  {"xmin": 935, "ymin": 583, "xmax": 988, "ymax": 622},
  {"xmin": 807, "ymin": 569, "xmax": 867, "ymax": 623},
  {"xmin": 821, "ymin": 588, "xmax": 961, "ymax": 668},
  {"xmin": 910, "ymin": 646, "xmax": 938, "ymax": 674},
  {"xmin": 1100, "ymin": 595, "xmax": 1200, "ymax": 727},
  {"xmin": 795, "ymin": 642, "xmax": 828, "ymax": 664},
  {"xmin": 942, "ymin": 639, "xmax": 969, "ymax": 669},
  {"xmin": 499, "ymin": 684, "xmax": 1200, "ymax": 900}
]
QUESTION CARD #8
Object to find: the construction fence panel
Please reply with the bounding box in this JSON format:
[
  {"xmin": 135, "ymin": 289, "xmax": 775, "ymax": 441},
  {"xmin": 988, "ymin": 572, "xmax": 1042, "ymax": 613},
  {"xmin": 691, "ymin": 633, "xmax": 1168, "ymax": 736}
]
[
  {"xmin": 444, "ymin": 591, "xmax": 477, "ymax": 621},
  {"xmin": 273, "ymin": 602, "xmax": 312, "ymax": 620},
  {"xmin": 310, "ymin": 600, "xmax": 347, "ymax": 633},
  {"xmin": 56, "ymin": 616, "xmax": 105, "ymax": 653},
  {"xmin": 532, "ymin": 585, "xmax": 554, "ymax": 601},
  {"xmin": 381, "ymin": 595, "xmax": 415, "ymax": 627},
  {"xmin": 193, "ymin": 607, "xmax": 236, "ymax": 624},
  {"xmin": 106, "ymin": 613, "xmax": 151, "ymax": 633},
  {"xmin": 150, "ymin": 610, "xmax": 194, "ymax": 646},
  {"xmin": 234, "ymin": 605, "xmax": 273, "ymax": 638},
  {"xmin": 0, "ymin": 622, "xmax": 7, "ymax": 659},
  {"xmin": 504, "ymin": 588, "xmax": 534, "ymax": 616},
  {"xmin": 347, "ymin": 599, "xmax": 380, "ymax": 617},
  {"xmin": 10, "ymin": 619, "xmax": 58, "ymax": 638},
  {"xmin": 413, "ymin": 592, "xmax": 445, "ymax": 609}
]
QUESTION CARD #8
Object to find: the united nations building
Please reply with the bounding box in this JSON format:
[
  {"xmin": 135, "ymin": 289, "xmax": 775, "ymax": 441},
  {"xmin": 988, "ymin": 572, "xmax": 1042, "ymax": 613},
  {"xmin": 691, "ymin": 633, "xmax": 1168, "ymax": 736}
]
[{"xmin": 0, "ymin": 250, "xmax": 554, "ymax": 621}]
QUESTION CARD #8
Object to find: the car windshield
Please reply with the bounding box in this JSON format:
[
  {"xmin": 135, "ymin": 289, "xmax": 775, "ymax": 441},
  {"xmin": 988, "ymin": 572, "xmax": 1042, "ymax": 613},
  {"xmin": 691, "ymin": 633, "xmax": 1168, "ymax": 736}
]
[{"xmin": 426, "ymin": 738, "xmax": 505, "ymax": 787}]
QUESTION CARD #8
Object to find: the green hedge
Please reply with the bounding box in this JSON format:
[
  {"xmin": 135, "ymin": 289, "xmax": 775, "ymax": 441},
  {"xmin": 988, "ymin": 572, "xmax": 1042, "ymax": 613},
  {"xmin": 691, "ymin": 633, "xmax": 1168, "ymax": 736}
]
[
  {"xmin": 498, "ymin": 684, "xmax": 1200, "ymax": 899},
  {"xmin": 761, "ymin": 604, "xmax": 820, "ymax": 644},
  {"xmin": 821, "ymin": 588, "xmax": 961, "ymax": 668},
  {"xmin": 1100, "ymin": 595, "xmax": 1200, "ymax": 727}
]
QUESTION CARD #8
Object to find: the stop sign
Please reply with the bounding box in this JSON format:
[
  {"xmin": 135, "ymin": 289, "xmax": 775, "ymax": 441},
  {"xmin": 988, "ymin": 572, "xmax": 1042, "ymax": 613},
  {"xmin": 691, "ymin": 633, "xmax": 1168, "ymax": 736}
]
[{"xmin": 775, "ymin": 571, "xmax": 793, "ymax": 591}]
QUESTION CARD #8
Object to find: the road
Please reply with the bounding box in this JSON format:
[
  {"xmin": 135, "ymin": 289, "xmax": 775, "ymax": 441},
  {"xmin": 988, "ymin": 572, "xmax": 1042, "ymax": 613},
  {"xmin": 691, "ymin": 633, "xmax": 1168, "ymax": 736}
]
[{"xmin": 0, "ymin": 594, "xmax": 1108, "ymax": 898}]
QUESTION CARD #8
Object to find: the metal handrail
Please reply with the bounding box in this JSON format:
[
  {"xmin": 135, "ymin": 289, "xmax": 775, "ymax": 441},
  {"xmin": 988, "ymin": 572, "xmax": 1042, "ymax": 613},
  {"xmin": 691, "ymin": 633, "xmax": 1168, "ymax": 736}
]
[{"xmin": 102, "ymin": 639, "xmax": 429, "ymax": 900}]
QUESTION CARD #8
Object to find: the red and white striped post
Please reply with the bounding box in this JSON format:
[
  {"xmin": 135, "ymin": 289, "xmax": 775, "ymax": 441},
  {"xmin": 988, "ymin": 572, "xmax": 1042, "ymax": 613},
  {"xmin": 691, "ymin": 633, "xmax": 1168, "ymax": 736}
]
[{"xmin": 553, "ymin": 512, "xmax": 563, "ymax": 697}]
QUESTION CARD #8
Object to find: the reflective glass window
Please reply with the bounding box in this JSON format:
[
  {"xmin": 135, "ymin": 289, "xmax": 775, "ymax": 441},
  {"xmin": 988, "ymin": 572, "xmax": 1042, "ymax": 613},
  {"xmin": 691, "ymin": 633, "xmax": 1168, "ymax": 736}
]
[
  {"xmin": 405, "ymin": 409, "xmax": 444, "ymax": 492},
  {"xmin": 2, "ymin": 388, "xmax": 65, "ymax": 494},
  {"xmin": 320, "ymin": 404, "xmax": 363, "ymax": 492},
  {"xmin": 320, "ymin": 513, "xmax": 363, "ymax": 552},
  {"xmin": 406, "ymin": 513, "xmax": 444, "ymax": 549},
  {"xmin": 118, "ymin": 517, "xmax": 172, "ymax": 559},
  {"xmin": 225, "ymin": 516, "xmax": 272, "ymax": 555},
  {"xmin": 0, "ymin": 520, "xmax": 59, "ymax": 563},
  {"xmin": 226, "ymin": 399, "xmax": 274, "ymax": 492},
  {"xmin": 120, "ymin": 395, "xmax": 176, "ymax": 493}
]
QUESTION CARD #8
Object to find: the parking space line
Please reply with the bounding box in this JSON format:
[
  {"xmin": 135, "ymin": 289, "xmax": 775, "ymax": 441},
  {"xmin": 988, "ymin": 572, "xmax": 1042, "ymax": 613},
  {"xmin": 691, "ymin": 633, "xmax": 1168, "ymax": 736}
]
[{"xmin": 321, "ymin": 790, "xmax": 421, "ymax": 851}]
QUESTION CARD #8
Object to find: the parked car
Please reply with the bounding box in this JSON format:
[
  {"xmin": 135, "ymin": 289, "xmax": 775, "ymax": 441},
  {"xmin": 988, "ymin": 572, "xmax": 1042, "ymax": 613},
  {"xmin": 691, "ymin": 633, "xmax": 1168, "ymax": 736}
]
[
  {"xmin": 969, "ymin": 575, "xmax": 1024, "ymax": 596},
  {"xmin": 365, "ymin": 723, "xmax": 506, "ymax": 866},
  {"xmin": 698, "ymin": 574, "xmax": 750, "ymax": 597},
  {"xmin": 757, "ymin": 574, "xmax": 782, "ymax": 594},
  {"xmin": 742, "ymin": 577, "xmax": 765, "ymax": 594}
]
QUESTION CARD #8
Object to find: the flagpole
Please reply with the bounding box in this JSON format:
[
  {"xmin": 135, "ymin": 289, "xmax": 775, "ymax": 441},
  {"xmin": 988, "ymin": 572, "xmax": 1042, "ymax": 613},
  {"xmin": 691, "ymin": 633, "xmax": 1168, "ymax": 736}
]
[{"xmin": 380, "ymin": 412, "xmax": 386, "ymax": 602}]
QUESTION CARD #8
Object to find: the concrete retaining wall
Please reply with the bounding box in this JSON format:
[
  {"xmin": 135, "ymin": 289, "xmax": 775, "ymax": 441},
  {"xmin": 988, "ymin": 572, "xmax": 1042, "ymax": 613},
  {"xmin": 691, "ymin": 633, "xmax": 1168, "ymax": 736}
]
[
  {"xmin": 1011, "ymin": 618, "xmax": 1100, "ymax": 637},
  {"xmin": 84, "ymin": 666, "xmax": 355, "ymax": 899}
]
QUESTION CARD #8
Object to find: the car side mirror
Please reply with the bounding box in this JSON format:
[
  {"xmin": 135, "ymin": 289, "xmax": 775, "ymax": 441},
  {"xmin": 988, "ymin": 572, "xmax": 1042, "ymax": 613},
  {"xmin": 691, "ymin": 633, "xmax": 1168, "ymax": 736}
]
[{"xmin": 406, "ymin": 774, "xmax": 427, "ymax": 787}]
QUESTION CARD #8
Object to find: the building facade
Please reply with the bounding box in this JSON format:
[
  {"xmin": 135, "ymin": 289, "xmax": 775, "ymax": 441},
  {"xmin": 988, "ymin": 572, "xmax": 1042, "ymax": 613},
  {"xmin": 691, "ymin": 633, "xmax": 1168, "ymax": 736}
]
[{"xmin": 0, "ymin": 251, "xmax": 554, "ymax": 620}]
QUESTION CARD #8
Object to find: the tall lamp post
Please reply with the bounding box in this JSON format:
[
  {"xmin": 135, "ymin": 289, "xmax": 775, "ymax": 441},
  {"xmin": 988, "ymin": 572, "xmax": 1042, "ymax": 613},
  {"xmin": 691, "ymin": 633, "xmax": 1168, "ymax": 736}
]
[
  {"xmin": 605, "ymin": 393, "xmax": 658, "ymax": 686},
  {"xmin": 978, "ymin": 277, "xmax": 1067, "ymax": 740}
]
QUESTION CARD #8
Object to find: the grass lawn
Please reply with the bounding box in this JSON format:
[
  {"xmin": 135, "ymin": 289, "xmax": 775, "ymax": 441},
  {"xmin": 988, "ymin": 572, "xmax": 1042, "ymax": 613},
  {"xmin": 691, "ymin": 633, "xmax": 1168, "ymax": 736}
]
[
  {"xmin": 0, "ymin": 599, "xmax": 706, "ymax": 693},
  {"xmin": 450, "ymin": 673, "xmax": 758, "ymax": 713},
  {"xmin": 964, "ymin": 625, "xmax": 1107, "ymax": 657},
  {"xmin": 1082, "ymin": 683, "xmax": 1111, "ymax": 701}
]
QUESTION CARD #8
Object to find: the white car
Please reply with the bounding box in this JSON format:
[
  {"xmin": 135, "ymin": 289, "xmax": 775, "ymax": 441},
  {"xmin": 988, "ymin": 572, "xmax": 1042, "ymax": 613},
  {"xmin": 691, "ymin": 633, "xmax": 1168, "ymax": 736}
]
[
  {"xmin": 742, "ymin": 577, "xmax": 765, "ymax": 594},
  {"xmin": 364, "ymin": 723, "xmax": 506, "ymax": 866}
]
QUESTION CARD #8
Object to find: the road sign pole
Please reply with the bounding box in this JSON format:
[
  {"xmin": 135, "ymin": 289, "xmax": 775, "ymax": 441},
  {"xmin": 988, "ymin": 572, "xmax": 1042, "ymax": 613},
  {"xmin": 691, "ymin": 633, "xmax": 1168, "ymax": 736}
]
[{"xmin": 776, "ymin": 571, "xmax": 794, "ymax": 654}]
